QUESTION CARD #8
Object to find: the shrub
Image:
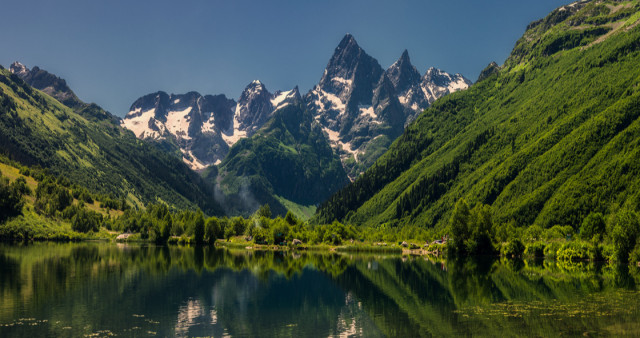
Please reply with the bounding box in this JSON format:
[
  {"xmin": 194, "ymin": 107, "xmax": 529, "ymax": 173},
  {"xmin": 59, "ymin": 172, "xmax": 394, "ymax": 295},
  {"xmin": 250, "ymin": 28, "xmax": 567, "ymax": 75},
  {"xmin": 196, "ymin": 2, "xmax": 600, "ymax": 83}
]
[
  {"xmin": 230, "ymin": 217, "xmax": 246, "ymax": 237},
  {"xmin": 543, "ymin": 225, "xmax": 574, "ymax": 240},
  {"xmin": 501, "ymin": 239, "xmax": 525, "ymax": 258},
  {"xmin": 494, "ymin": 220, "xmax": 517, "ymax": 243},
  {"xmin": 543, "ymin": 242, "xmax": 562, "ymax": 258},
  {"xmin": 34, "ymin": 178, "xmax": 72, "ymax": 216},
  {"xmin": 556, "ymin": 241, "xmax": 591, "ymax": 262},
  {"xmin": 12, "ymin": 177, "xmax": 31, "ymax": 196},
  {"xmin": 284, "ymin": 211, "xmax": 298, "ymax": 225},
  {"xmin": 205, "ymin": 217, "xmax": 222, "ymax": 244},
  {"xmin": 524, "ymin": 241, "xmax": 546, "ymax": 258},
  {"xmin": 271, "ymin": 219, "xmax": 289, "ymax": 244},
  {"xmin": 71, "ymin": 208, "xmax": 101, "ymax": 233},
  {"xmin": 580, "ymin": 212, "xmax": 606, "ymax": 240},
  {"xmin": 601, "ymin": 244, "xmax": 615, "ymax": 262},
  {"xmin": 611, "ymin": 209, "xmax": 640, "ymax": 263},
  {"xmin": 523, "ymin": 225, "xmax": 544, "ymax": 241},
  {"xmin": 253, "ymin": 227, "xmax": 269, "ymax": 244},
  {"xmin": 193, "ymin": 210, "xmax": 205, "ymax": 245},
  {"xmin": 0, "ymin": 177, "xmax": 24, "ymax": 220},
  {"xmin": 256, "ymin": 204, "xmax": 271, "ymax": 218}
]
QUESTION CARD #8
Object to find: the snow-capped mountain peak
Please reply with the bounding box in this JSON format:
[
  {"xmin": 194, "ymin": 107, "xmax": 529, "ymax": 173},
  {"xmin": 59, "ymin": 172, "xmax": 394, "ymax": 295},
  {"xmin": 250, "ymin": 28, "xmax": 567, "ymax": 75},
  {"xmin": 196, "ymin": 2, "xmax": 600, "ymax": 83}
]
[
  {"xmin": 271, "ymin": 86, "xmax": 301, "ymax": 111},
  {"xmin": 386, "ymin": 50, "xmax": 422, "ymax": 94},
  {"xmin": 318, "ymin": 34, "xmax": 382, "ymax": 96},
  {"xmin": 123, "ymin": 80, "xmax": 303, "ymax": 170},
  {"xmin": 122, "ymin": 34, "xmax": 472, "ymax": 175}
]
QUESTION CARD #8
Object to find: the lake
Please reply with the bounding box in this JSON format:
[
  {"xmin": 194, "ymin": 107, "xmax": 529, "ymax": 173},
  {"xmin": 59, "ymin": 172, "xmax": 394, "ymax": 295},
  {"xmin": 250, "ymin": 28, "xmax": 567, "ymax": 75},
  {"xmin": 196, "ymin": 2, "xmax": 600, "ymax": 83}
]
[{"xmin": 1, "ymin": 242, "xmax": 639, "ymax": 337}]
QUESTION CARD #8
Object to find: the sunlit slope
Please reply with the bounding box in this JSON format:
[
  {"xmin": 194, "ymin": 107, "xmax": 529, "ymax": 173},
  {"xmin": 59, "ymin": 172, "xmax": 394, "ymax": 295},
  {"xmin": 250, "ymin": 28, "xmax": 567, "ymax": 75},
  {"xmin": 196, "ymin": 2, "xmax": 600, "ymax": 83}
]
[
  {"xmin": 0, "ymin": 68, "xmax": 221, "ymax": 213},
  {"xmin": 316, "ymin": 1, "xmax": 640, "ymax": 229}
]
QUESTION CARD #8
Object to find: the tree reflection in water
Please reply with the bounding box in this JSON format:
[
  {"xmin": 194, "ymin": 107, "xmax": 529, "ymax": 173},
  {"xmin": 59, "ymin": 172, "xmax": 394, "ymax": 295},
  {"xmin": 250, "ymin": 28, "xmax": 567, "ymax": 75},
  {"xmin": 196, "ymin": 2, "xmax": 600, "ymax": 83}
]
[{"xmin": 0, "ymin": 242, "xmax": 639, "ymax": 337}]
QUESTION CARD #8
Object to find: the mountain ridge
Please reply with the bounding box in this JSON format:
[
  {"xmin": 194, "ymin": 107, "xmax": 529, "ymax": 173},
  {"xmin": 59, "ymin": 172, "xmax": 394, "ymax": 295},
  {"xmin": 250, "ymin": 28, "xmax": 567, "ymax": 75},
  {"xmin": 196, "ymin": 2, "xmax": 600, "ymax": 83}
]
[{"xmin": 122, "ymin": 34, "xmax": 471, "ymax": 177}]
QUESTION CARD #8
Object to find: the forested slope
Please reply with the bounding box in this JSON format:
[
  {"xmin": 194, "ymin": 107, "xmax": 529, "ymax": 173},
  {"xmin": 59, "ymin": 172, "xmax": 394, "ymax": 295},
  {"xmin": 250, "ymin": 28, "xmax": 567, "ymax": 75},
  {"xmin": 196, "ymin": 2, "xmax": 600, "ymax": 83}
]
[
  {"xmin": 316, "ymin": 0, "xmax": 640, "ymax": 231},
  {"xmin": 0, "ymin": 68, "xmax": 221, "ymax": 214},
  {"xmin": 204, "ymin": 102, "xmax": 348, "ymax": 218}
]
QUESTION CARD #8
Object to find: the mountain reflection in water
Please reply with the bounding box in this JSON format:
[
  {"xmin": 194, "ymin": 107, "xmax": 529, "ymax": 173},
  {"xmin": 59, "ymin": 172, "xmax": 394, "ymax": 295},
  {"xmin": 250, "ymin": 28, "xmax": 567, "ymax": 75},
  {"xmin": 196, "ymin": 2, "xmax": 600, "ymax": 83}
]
[{"xmin": 0, "ymin": 242, "xmax": 639, "ymax": 337}]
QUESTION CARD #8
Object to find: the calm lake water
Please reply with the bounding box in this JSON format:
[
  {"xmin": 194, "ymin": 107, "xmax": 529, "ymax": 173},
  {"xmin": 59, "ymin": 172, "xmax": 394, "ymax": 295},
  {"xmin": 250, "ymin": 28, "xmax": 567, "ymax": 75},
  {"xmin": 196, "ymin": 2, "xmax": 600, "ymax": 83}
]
[{"xmin": 1, "ymin": 242, "xmax": 640, "ymax": 337}]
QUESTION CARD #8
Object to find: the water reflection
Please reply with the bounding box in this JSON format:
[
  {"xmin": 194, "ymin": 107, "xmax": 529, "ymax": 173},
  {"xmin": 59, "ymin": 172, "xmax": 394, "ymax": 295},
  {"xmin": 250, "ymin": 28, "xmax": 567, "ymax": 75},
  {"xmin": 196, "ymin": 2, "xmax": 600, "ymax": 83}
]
[{"xmin": 0, "ymin": 242, "xmax": 639, "ymax": 337}]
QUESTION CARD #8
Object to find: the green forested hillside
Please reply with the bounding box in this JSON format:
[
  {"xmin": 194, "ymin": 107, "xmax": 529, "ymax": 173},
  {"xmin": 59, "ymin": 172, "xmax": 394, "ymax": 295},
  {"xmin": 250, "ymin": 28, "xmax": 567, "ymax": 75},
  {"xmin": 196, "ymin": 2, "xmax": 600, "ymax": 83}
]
[
  {"xmin": 0, "ymin": 68, "xmax": 221, "ymax": 214},
  {"xmin": 205, "ymin": 103, "xmax": 348, "ymax": 218},
  {"xmin": 316, "ymin": 0, "xmax": 640, "ymax": 231}
]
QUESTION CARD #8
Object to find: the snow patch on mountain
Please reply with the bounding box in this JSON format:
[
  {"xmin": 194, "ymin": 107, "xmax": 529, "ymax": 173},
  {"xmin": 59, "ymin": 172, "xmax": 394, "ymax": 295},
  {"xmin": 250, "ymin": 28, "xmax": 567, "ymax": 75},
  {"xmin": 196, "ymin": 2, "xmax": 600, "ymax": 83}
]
[
  {"xmin": 359, "ymin": 105, "xmax": 375, "ymax": 119},
  {"xmin": 122, "ymin": 108, "xmax": 161, "ymax": 139},
  {"xmin": 221, "ymin": 108, "xmax": 247, "ymax": 147},
  {"xmin": 183, "ymin": 150, "xmax": 207, "ymax": 170},
  {"xmin": 331, "ymin": 77, "xmax": 352, "ymax": 88},
  {"xmin": 322, "ymin": 127, "xmax": 357, "ymax": 160},
  {"xmin": 447, "ymin": 76, "xmax": 470, "ymax": 92},
  {"xmin": 166, "ymin": 107, "xmax": 193, "ymax": 140},
  {"xmin": 311, "ymin": 87, "xmax": 346, "ymax": 115},
  {"xmin": 271, "ymin": 89, "xmax": 295, "ymax": 109},
  {"xmin": 201, "ymin": 116, "xmax": 216, "ymax": 133}
]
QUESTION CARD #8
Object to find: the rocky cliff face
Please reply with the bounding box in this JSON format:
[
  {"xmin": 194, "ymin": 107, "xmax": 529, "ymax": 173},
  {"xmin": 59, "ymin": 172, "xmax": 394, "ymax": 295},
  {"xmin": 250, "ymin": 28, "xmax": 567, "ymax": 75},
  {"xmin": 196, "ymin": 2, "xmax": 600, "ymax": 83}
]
[
  {"xmin": 10, "ymin": 61, "xmax": 83, "ymax": 109},
  {"xmin": 122, "ymin": 82, "xmax": 300, "ymax": 170}
]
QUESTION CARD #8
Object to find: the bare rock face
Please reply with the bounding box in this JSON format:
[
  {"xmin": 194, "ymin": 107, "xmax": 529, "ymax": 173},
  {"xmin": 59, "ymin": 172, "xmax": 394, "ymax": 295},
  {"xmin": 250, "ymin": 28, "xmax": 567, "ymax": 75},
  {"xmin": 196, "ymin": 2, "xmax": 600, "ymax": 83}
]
[
  {"xmin": 122, "ymin": 82, "xmax": 300, "ymax": 170},
  {"xmin": 10, "ymin": 61, "xmax": 83, "ymax": 109}
]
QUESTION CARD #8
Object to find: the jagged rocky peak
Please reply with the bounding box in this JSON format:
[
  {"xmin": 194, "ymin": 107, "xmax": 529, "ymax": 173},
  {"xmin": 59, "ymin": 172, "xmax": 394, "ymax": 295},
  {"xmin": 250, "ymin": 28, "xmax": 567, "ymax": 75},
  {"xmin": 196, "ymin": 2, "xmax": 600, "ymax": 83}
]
[
  {"xmin": 318, "ymin": 34, "xmax": 383, "ymax": 97},
  {"xmin": 122, "ymin": 78, "xmax": 304, "ymax": 170},
  {"xmin": 126, "ymin": 91, "xmax": 167, "ymax": 120},
  {"xmin": 421, "ymin": 67, "xmax": 472, "ymax": 102},
  {"xmin": 477, "ymin": 61, "xmax": 501, "ymax": 82},
  {"xmin": 236, "ymin": 80, "xmax": 275, "ymax": 133},
  {"xmin": 121, "ymin": 33, "xmax": 474, "ymax": 175},
  {"xmin": 10, "ymin": 61, "xmax": 29, "ymax": 76},
  {"xmin": 320, "ymin": 34, "xmax": 361, "ymax": 86},
  {"xmin": 123, "ymin": 89, "xmax": 239, "ymax": 170},
  {"xmin": 272, "ymin": 86, "xmax": 301, "ymax": 110},
  {"xmin": 372, "ymin": 74, "xmax": 405, "ymax": 132},
  {"xmin": 386, "ymin": 50, "xmax": 422, "ymax": 93},
  {"xmin": 423, "ymin": 67, "xmax": 465, "ymax": 87},
  {"xmin": 9, "ymin": 61, "xmax": 83, "ymax": 109}
]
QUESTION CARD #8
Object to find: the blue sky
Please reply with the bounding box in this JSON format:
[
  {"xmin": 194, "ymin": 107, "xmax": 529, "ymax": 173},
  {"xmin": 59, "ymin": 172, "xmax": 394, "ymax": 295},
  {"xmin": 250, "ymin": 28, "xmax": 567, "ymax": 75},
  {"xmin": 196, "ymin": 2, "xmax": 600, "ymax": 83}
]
[{"xmin": 0, "ymin": 0, "xmax": 568, "ymax": 116}]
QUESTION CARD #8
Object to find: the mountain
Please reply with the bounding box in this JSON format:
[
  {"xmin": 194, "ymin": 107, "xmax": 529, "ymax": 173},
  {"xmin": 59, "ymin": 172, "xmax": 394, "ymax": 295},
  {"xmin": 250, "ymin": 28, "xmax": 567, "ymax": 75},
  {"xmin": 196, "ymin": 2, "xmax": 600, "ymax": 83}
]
[
  {"xmin": 386, "ymin": 50, "xmax": 472, "ymax": 123},
  {"xmin": 0, "ymin": 66, "xmax": 222, "ymax": 214},
  {"xmin": 9, "ymin": 62, "xmax": 119, "ymax": 125},
  {"xmin": 9, "ymin": 61, "xmax": 83, "ymax": 109},
  {"xmin": 203, "ymin": 99, "xmax": 348, "ymax": 217},
  {"xmin": 315, "ymin": 0, "xmax": 640, "ymax": 230},
  {"xmin": 123, "ymin": 35, "xmax": 470, "ymax": 177},
  {"xmin": 122, "ymin": 81, "xmax": 300, "ymax": 170},
  {"xmin": 121, "ymin": 34, "xmax": 470, "ymax": 216},
  {"xmin": 306, "ymin": 34, "xmax": 471, "ymax": 179}
]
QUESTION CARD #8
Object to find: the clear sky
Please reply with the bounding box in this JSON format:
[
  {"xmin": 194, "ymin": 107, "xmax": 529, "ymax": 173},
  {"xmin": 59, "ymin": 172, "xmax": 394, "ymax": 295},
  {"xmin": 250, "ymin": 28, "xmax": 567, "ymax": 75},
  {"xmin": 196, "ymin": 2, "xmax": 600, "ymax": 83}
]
[{"xmin": 0, "ymin": 0, "xmax": 568, "ymax": 117}]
